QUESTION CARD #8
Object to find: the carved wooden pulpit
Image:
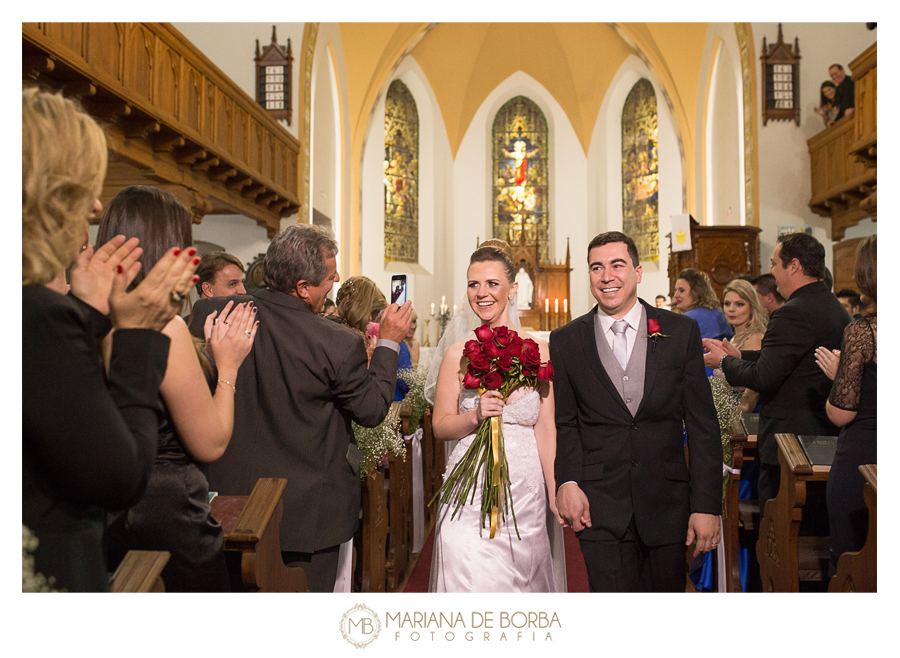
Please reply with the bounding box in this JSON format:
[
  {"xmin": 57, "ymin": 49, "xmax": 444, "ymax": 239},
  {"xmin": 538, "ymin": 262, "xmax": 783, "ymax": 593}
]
[{"xmin": 667, "ymin": 216, "xmax": 762, "ymax": 301}]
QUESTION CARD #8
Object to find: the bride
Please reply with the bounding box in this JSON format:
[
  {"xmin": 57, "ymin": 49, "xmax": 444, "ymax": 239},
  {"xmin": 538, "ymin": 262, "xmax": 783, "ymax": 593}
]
[{"xmin": 425, "ymin": 240, "xmax": 566, "ymax": 592}]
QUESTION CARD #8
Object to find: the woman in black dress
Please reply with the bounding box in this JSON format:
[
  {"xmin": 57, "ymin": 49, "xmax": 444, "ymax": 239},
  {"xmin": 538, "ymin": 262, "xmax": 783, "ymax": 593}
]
[
  {"xmin": 22, "ymin": 89, "xmax": 201, "ymax": 591},
  {"xmin": 98, "ymin": 186, "xmax": 259, "ymax": 592},
  {"xmin": 816, "ymin": 234, "xmax": 877, "ymax": 576}
]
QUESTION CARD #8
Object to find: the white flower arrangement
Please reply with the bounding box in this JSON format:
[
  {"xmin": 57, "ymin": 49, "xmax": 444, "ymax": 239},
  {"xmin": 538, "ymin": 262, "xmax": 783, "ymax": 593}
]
[
  {"xmin": 353, "ymin": 402, "xmax": 406, "ymax": 479},
  {"xmin": 399, "ymin": 363, "xmax": 430, "ymax": 433}
]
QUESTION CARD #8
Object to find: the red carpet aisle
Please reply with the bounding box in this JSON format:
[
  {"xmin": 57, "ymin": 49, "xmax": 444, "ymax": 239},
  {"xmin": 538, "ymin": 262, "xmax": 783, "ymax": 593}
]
[{"xmin": 403, "ymin": 526, "xmax": 588, "ymax": 592}]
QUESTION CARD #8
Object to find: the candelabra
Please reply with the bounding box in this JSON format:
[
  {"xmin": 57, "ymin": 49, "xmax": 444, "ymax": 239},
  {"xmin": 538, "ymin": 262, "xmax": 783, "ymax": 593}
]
[{"xmin": 431, "ymin": 305, "xmax": 451, "ymax": 343}]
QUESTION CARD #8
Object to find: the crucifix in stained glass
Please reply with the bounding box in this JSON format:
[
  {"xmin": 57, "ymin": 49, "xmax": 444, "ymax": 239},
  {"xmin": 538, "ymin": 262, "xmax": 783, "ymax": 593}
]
[
  {"xmin": 384, "ymin": 80, "xmax": 419, "ymax": 263},
  {"xmin": 621, "ymin": 79, "xmax": 660, "ymax": 263},
  {"xmin": 492, "ymin": 96, "xmax": 549, "ymax": 262}
]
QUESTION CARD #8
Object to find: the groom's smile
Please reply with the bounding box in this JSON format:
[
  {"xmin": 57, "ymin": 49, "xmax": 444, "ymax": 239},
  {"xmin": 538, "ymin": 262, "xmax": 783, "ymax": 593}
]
[{"xmin": 588, "ymin": 242, "xmax": 642, "ymax": 319}]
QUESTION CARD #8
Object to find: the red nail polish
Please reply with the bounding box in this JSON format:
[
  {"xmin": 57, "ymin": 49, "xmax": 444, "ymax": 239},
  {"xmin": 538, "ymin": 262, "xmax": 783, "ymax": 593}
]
[
  {"xmin": 188, "ymin": 248, "xmax": 197, "ymax": 256},
  {"xmin": 117, "ymin": 265, "xmax": 123, "ymax": 274},
  {"xmin": 173, "ymin": 248, "xmax": 181, "ymax": 256},
  {"xmin": 193, "ymin": 257, "xmax": 201, "ymax": 265},
  {"xmin": 192, "ymin": 275, "xmax": 199, "ymax": 282}
]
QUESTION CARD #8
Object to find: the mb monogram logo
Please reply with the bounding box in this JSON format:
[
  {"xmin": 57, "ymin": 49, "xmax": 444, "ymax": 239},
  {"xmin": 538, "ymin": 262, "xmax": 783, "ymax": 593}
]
[{"xmin": 340, "ymin": 604, "xmax": 382, "ymax": 648}]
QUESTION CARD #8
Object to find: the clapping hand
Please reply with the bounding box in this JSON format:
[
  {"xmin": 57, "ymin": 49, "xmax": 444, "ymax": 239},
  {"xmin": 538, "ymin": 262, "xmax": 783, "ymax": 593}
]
[
  {"xmin": 702, "ymin": 337, "xmax": 741, "ymax": 368},
  {"xmin": 69, "ymin": 235, "xmax": 143, "ymax": 315},
  {"xmin": 109, "ymin": 246, "xmax": 200, "ymax": 332},
  {"xmin": 815, "ymin": 347, "xmax": 841, "ymax": 381},
  {"xmin": 204, "ymin": 301, "xmax": 259, "ymax": 375}
]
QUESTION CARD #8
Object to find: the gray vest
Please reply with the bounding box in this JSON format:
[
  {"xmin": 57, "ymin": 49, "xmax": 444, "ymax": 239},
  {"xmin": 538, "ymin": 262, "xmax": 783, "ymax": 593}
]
[{"xmin": 593, "ymin": 306, "xmax": 648, "ymax": 416}]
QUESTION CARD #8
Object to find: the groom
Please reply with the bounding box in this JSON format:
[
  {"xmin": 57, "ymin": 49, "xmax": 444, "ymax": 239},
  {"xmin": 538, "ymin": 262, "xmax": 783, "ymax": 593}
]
[{"xmin": 551, "ymin": 231, "xmax": 722, "ymax": 592}]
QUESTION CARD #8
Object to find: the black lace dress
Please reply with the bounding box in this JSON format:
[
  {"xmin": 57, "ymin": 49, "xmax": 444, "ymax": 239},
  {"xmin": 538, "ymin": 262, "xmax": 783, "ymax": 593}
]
[{"xmin": 826, "ymin": 316, "xmax": 877, "ymax": 576}]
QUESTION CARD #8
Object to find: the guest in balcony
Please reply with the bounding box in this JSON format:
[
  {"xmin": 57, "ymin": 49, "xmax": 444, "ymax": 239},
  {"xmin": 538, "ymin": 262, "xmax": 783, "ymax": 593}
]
[
  {"xmin": 813, "ymin": 80, "xmax": 839, "ymax": 128},
  {"xmin": 829, "ymin": 63, "xmax": 855, "ymax": 125}
]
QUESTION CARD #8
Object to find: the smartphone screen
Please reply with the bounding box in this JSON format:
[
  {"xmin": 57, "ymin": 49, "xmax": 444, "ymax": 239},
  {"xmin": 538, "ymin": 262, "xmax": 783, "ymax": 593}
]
[{"xmin": 390, "ymin": 275, "xmax": 408, "ymax": 305}]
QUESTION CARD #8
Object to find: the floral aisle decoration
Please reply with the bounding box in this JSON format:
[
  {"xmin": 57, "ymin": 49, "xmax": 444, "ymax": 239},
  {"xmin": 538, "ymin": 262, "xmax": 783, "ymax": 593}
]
[
  {"xmin": 399, "ymin": 363, "xmax": 429, "ymax": 433},
  {"xmin": 431, "ymin": 325, "xmax": 553, "ymax": 539},
  {"xmin": 353, "ymin": 403, "xmax": 406, "ymax": 480},
  {"xmin": 708, "ymin": 376, "xmax": 742, "ymax": 515}
]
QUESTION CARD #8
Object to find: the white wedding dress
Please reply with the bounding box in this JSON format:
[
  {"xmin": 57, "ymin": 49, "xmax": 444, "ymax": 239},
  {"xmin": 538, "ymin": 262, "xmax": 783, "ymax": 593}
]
[{"xmin": 429, "ymin": 387, "xmax": 566, "ymax": 592}]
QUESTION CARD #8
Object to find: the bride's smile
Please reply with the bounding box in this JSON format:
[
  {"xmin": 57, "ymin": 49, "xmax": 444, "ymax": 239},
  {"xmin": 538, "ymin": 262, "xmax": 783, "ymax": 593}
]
[{"xmin": 467, "ymin": 261, "xmax": 517, "ymax": 326}]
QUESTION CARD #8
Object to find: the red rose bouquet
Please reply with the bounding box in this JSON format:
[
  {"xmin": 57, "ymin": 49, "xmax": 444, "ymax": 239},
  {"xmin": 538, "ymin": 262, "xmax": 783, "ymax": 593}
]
[{"xmin": 431, "ymin": 325, "xmax": 553, "ymax": 539}]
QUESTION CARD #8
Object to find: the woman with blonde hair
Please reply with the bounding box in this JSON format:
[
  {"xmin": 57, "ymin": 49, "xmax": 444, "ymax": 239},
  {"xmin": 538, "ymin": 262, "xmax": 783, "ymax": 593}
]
[
  {"xmin": 335, "ymin": 275, "xmax": 387, "ymax": 334},
  {"xmin": 721, "ymin": 278, "xmax": 767, "ymax": 412},
  {"xmin": 405, "ymin": 307, "xmax": 420, "ymax": 365},
  {"xmin": 22, "ymin": 88, "xmax": 200, "ymax": 591},
  {"xmin": 426, "ymin": 239, "xmax": 564, "ymax": 592},
  {"xmin": 333, "ymin": 275, "xmax": 411, "ymax": 400}
]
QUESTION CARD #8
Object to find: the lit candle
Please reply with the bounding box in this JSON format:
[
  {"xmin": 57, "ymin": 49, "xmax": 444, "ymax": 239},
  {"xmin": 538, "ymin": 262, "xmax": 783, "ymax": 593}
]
[
  {"xmin": 564, "ymin": 299, "xmax": 568, "ymax": 314},
  {"xmin": 441, "ymin": 295, "xmax": 446, "ymax": 306},
  {"xmin": 555, "ymin": 298, "xmax": 559, "ymax": 313},
  {"xmin": 453, "ymin": 304, "xmax": 457, "ymax": 314},
  {"xmin": 431, "ymin": 302, "xmax": 435, "ymax": 315},
  {"xmin": 545, "ymin": 298, "xmax": 550, "ymax": 313}
]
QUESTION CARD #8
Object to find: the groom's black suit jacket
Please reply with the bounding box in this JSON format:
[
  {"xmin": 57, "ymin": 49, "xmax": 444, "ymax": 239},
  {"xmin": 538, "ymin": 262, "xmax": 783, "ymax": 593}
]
[{"xmin": 551, "ymin": 299, "xmax": 721, "ymax": 546}]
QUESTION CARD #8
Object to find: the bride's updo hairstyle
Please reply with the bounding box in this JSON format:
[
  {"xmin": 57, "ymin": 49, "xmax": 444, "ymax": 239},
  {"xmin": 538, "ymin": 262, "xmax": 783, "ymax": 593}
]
[{"xmin": 469, "ymin": 239, "xmax": 515, "ymax": 284}]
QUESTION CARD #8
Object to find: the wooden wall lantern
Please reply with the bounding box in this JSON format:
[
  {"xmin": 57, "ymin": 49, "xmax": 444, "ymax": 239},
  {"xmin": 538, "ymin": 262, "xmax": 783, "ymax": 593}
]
[
  {"xmin": 255, "ymin": 26, "xmax": 292, "ymax": 125},
  {"xmin": 761, "ymin": 23, "xmax": 801, "ymax": 126}
]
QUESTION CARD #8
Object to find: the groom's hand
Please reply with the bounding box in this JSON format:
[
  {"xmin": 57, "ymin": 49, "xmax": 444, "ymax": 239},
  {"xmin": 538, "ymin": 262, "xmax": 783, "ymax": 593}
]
[
  {"xmin": 685, "ymin": 512, "xmax": 720, "ymax": 558},
  {"xmin": 556, "ymin": 482, "xmax": 591, "ymax": 532}
]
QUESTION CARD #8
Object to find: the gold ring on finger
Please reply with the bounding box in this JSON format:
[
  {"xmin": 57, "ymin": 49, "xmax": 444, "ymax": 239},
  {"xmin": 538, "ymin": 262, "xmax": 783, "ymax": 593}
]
[
  {"xmin": 170, "ymin": 289, "xmax": 186, "ymax": 303},
  {"xmin": 244, "ymin": 330, "xmax": 251, "ymax": 337}
]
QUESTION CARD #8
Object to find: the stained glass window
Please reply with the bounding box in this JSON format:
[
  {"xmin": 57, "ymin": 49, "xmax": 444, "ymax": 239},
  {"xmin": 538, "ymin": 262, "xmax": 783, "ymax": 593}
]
[
  {"xmin": 621, "ymin": 79, "xmax": 659, "ymax": 263},
  {"xmin": 384, "ymin": 80, "xmax": 419, "ymax": 263},
  {"xmin": 492, "ymin": 97, "xmax": 549, "ymax": 262}
]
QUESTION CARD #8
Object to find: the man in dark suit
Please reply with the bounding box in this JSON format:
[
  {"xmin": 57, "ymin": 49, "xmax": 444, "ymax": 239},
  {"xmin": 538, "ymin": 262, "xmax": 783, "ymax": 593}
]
[
  {"xmin": 190, "ymin": 224, "xmax": 411, "ymax": 591},
  {"xmin": 552, "ymin": 231, "xmax": 722, "ymax": 592},
  {"xmin": 704, "ymin": 232, "xmax": 849, "ymax": 510}
]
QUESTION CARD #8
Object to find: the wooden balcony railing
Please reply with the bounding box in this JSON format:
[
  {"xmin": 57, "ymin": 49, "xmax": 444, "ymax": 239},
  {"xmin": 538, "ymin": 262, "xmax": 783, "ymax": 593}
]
[
  {"xmin": 807, "ymin": 42, "xmax": 876, "ymax": 241},
  {"xmin": 23, "ymin": 23, "xmax": 300, "ymax": 236}
]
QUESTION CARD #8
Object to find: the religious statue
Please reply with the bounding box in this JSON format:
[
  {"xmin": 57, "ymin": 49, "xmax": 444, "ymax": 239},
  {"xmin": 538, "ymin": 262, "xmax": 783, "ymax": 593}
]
[{"xmin": 515, "ymin": 264, "xmax": 534, "ymax": 310}]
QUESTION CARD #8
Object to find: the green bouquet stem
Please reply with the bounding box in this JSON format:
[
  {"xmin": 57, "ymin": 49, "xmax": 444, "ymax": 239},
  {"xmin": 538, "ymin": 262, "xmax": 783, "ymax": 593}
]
[{"xmin": 430, "ymin": 385, "xmax": 522, "ymax": 540}]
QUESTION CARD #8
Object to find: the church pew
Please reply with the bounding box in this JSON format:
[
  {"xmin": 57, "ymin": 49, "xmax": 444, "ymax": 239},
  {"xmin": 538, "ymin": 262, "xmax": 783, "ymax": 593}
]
[
  {"xmin": 426, "ymin": 409, "xmax": 445, "ymax": 511},
  {"xmin": 386, "ymin": 434, "xmax": 414, "ymax": 591},
  {"xmin": 829, "ymin": 464, "xmax": 877, "ymax": 592},
  {"xmin": 757, "ymin": 433, "xmax": 831, "ymax": 592},
  {"xmin": 360, "ymin": 470, "xmax": 387, "ymax": 592},
  {"xmin": 210, "ymin": 477, "xmax": 308, "ymax": 592},
  {"xmin": 110, "ymin": 550, "xmax": 170, "ymax": 592},
  {"xmin": 420, "ymin": 408, "xmax": 436, "ymax": 533},
  {"xmin": 722, "ymin": 417, "xmax": 758, "ymax": 593}
]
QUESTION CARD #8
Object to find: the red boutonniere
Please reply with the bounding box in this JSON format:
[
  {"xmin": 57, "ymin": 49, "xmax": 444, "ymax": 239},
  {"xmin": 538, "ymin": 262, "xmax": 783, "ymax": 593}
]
[{"xmin": 647, "ymin": 318, "xmax": 669, "ymax": 352}]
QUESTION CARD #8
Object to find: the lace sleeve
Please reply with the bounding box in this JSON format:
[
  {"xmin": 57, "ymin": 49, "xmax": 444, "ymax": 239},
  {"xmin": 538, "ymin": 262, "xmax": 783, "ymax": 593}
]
[{"xmin": 828, "ymin": 317, "xmax": 876, "ymax": 411}]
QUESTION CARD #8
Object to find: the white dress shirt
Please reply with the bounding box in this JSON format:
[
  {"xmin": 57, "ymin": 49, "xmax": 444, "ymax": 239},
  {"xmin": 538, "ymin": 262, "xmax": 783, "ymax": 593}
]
[{"xmin": 595, "ymin": 300, "xmax": 643, "ymax": 365}]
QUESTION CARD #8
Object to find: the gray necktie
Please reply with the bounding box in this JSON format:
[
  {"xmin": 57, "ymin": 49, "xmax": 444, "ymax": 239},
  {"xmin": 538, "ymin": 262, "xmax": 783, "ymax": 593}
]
[{"xmin": 612, "ymin": 319, "xmax": 629, "ymax": 370}]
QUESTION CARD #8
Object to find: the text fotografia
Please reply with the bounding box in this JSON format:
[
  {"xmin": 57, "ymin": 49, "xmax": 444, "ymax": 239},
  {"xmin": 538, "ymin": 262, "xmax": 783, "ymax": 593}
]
[{"xmin": 386, "ymin": 611, "xmax": 560, "ymax": 642}]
